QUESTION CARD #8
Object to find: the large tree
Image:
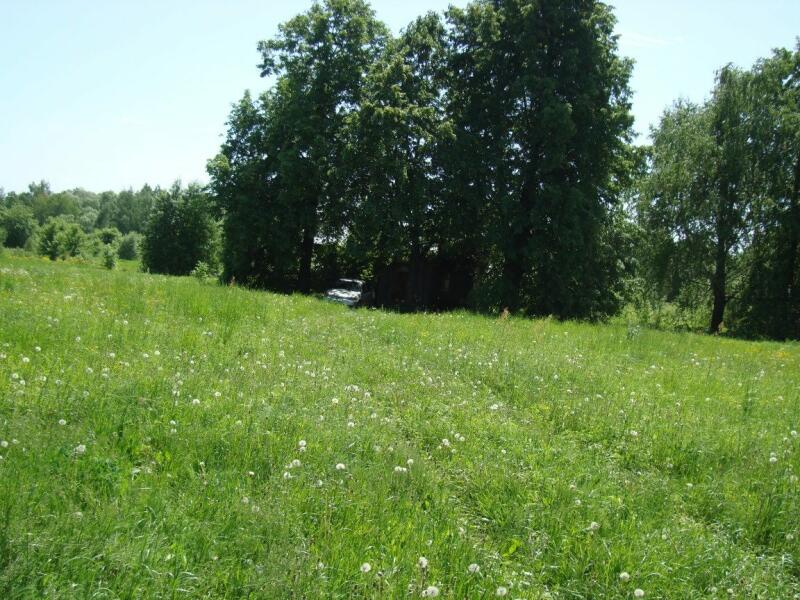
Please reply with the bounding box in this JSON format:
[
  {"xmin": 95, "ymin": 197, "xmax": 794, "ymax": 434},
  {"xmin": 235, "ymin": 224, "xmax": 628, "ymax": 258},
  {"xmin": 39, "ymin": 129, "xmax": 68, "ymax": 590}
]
[
  {"xmin": 342, "ymin": 13, "xmax": 451, "ymax": 306},
  {"xmin": 254, "ymin": 0, "xmax": 388, "ymax": 292},
  {"xmin": 443, "ymin": 0, "xmax": 634, "ymax": 318}
]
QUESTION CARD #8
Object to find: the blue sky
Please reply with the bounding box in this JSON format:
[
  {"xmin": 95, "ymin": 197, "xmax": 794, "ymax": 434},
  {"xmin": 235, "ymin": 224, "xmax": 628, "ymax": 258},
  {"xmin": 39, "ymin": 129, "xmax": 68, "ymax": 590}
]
[{"xmin": 1, "ymin": 0, "xmax": 798, "ymax": 193}]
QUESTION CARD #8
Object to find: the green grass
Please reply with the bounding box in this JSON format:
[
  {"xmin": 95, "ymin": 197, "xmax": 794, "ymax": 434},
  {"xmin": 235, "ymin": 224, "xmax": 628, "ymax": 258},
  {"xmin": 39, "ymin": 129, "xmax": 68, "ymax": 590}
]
[{"xmin": 1, "ymin": 253, "xmax": 799, "ymax": 599}]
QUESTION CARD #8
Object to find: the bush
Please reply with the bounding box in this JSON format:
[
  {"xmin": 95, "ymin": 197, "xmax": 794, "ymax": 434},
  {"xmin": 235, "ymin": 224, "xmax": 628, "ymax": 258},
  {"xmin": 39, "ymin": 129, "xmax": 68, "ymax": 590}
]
[
  {"xmin": 1, "ymin": 204, "xmax": 37, "ymax": 248},
  {"xmin": 96, "ymin": 227, "xmax": 122, "ymax": 246},
  {"xmin": 0, "ymin": 227, "xmax": 6, "ymax": 253},
  {"xmin": 101, "ymin": 245, "xmax": 117, "ymax": 270},
  {"xmin": 37, "ymin": 217, "xmax": 86, "ymax": 260},
  {"xmin": 141, "ymin": 183, "xmax": 220, "ymax": 276},
  {"xmin": 190, "ymin": 260, "xmax": 221, "ymax": 283},
  {"xmin": 117, "ymin": 232, "xmax": 141, "ymax": 260}
]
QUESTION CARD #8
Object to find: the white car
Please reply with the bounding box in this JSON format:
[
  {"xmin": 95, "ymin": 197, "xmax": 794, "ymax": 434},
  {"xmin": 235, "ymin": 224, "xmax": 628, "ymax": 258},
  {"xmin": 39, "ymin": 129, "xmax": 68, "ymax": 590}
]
[{"xmin": 324, "ymin": 279, "xmax": 372, "ymax": 307}]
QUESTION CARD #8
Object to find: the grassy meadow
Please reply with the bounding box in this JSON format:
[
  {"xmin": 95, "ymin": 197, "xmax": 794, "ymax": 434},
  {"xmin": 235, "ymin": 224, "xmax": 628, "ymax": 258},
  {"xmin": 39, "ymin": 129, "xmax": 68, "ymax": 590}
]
[{"xmin": 0, "ymin": 252, "xmax": 799, "ymax": 599}]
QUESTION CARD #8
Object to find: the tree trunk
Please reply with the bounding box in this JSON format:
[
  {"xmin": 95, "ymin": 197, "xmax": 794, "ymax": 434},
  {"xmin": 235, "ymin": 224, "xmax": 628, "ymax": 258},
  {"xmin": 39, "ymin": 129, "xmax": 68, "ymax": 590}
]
[
  {"xmin": 297, "ymin": 205, "xmax": 317, "ymax": 294},
  {"xmin": 709, "ymin": 236, "xmax": 727, "ymax": 334},
  {"xmin": 787, "ymin": 153, "xmax": 800, "ymax": 337}
]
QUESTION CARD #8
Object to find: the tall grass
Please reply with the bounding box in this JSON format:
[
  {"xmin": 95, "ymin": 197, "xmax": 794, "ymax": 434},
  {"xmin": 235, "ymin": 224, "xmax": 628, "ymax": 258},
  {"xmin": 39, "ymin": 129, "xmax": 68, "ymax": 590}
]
[{"xmin": 0, "ymin": 253, "xmax": 798, "ymax": 598}]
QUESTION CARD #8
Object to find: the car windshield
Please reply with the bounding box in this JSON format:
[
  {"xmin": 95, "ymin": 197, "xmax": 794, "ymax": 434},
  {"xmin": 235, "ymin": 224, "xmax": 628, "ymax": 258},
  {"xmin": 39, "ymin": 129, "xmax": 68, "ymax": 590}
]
[{"xmin": 334, "ymin": 280, "xmax": 362, "ymax": 292}]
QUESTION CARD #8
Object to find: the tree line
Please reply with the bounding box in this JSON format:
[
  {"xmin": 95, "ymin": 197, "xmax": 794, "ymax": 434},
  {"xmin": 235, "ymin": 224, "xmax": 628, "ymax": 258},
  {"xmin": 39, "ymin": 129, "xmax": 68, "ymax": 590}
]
[
  {"xmin": 3, "ymin": 0, "xmax": 798, "ymax": 340},
  {"xmin": 0, "ymin": 181, "xmax": 219, "ymax": 274}
]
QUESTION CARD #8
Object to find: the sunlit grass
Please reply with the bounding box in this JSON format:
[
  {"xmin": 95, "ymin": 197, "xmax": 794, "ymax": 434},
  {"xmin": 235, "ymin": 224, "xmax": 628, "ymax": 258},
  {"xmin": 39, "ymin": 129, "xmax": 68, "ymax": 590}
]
[{"xmin": 0, "ymin": 253, "xmax": 798, "ymax": 598}]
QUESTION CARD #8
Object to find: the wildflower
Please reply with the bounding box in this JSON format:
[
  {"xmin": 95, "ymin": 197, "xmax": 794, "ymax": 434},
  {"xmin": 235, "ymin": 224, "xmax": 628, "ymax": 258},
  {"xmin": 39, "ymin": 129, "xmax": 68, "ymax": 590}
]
[
  {"xmin": 634, "ymin": 589, "xmax": 645, "ymax": 598},
  {"xmin": 214, "ymin": 391, "xmax": 221, "ymax": 398},
  {"xmin": 241, "ymin": 496, "xmax": 249, "ymax": 504},
  {"xmin": 394, "ymin": 466, "xmax": 408, "ymax": 473},
  {"xmin": 496, "ymin": 587, "xmax": 508, "ymax": 597},
  {"xmin": 588, "ymin": 521, "xmax": 600, "ymax": 532},
  {"xmin": 407, "ymin": 458, "xmax": 414, "ymax": 466},
  {"xmin": 0, "ymin": 441, "xmax": 7, "ymax": 448},
  {"xmin": 441, "ymin": 438, "xmax": 451, "ymax": 448},
  {"xmin": 421, "ymin": 586, "xmax": 439, "ymax": 597},
  {"xmin": 489, "ymin": 403, "xmax": 499, "ymax": 411},
  {"xmin": 290, "ymin": 459, "xmax": 301, "ymax": 468},
  {"xmin": 298, "ymin": 440, "xmax": 307, "ymax": 449},
  {"xmin": 629, "ymin": 430, "xmax": 639, "ymax": 438},
  {"xmin": 347, "ymin": 421, "xmax": 355, "ymax": 428},
  {"xmin": 336, "ymin": 463, "xmax": 346, "ymax": 471},
  {"xmin": 247, "ymin": 471, "xmax": 255, "ymax": 477},
  {"xmin": 769, "ymin": 455, "xmax": 778, "ymax": 464},
  {"xmin": 619, "ymin": 571, "xmax": 630, "ymax": 582},
  {"xmin": 22, "ymin": 356, "xmax": 30, "ymax": 364},
  {"xmin": 360, "ymin": 562, "xmax": 371, "ymax": 573},
  {"xmin": 283, "ymin": 471, "xmax": 292, "ymax": 480},
  {"xmin": 418, "ymin": 556, "xmax": 428, "ymax": 569},
  {"xmin": 786, "ymin": 533, "xmax": 795, "ymax": 541},
  {"xmin": 192, "ymin": 398, "xmax": 201, "ymax": 406},
  {"xmin": 74, "ymin": 444, "xmax": 86, "ymax": 455},
  {"xmin": 468, "ymin": 563, "xmax": 480, "ymax": 574},
  {"xmin": 34, "ymin": 346, "xmax": 41, "ymax": 352},
  {"xmin": 58, "ymin": 419, "xmax": 66, "ymax": 426},
  {"xmin": 791, "ymin": 430, "xmax": 798, "ymax": 438}
]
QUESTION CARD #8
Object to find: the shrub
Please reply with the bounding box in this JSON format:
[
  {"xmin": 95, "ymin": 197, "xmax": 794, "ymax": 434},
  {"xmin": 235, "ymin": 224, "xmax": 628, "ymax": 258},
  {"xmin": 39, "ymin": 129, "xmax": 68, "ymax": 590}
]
[
  {"xmin": 96, "ymin": 227, "xmax": 122, "ymax": 246},
  {"xmin": 37, "ymin": 217, "xmax": 85, "ymax": 260},
  {"xmin": 1, "ymin": 204, "xmax": 37, "ymax": 248},
  {"xmin": 191, "ymin": 260, "xmax": 221, "ymax": 283},
  {"xmin": 117, "ymin": 232, "xmax": 141, "ymax": 260},
  {"xmin": 141, "ymin": 183, "xmax": 220, "ymax": 275},
  {"xmin": 101, "ymin": 245, "xmax": 117, "ymax": 270}
]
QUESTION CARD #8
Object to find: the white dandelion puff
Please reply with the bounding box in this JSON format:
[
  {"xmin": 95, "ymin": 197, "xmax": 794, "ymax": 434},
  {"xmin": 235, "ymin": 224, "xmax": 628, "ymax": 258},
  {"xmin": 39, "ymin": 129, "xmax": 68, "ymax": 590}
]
[{"xmin": 360, "ymin": 562, "xmax": 371, "ymax": 573}]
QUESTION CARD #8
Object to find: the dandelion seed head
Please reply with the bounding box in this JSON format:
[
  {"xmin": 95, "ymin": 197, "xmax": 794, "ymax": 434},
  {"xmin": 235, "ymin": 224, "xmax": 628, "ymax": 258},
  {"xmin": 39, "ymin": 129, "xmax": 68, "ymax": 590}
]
[
  {"xmin": 360, "ymin": 562, "xmax": 371, "ymax": 573},
  {"xmin": 421, "ymin": 585, "xmax": 439, "ymax": 597},
  {"xmin": 634, "ymin": 589, "xmax": 645, "ymax": 598},
  {"xmin": 468, "ymin": 563, "xmax": 480, "ymax": 574},
  {"xmin": 418, "ymin": 556, "xmax": 428, "ymax": 569},
  {"xmin": 496, "ymin": 586, "xmax": 508, "ymax": 597},
  {"xmin": 619, "ymin": 571, "xmax": 630, "ymax": 582}
]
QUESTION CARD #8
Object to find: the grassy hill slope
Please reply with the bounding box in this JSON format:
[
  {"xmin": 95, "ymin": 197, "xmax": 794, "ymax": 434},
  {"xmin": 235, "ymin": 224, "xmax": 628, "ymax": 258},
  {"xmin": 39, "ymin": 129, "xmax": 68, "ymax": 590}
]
[{"xmin": 1, "ymin": 253, "xmax": 799, "ymax": 598}]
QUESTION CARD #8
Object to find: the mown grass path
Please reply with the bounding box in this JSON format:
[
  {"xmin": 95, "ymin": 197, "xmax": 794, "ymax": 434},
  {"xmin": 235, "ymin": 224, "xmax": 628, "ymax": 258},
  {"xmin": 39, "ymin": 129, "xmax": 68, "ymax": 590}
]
[{"xmin": 1, "ymin": 254, "xmax": 798, "ymax": 598}]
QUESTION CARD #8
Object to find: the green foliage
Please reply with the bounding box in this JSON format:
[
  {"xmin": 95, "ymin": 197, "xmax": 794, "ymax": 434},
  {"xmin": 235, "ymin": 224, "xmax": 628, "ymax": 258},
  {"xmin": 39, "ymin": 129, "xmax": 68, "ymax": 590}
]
[
  {"xmin": 190, "ymin": 260, "xmax": 221, "ymax": 283},
  {"xmin": 101, "ymin": 244, "xmax": 117, "ymax": 270},
  {"xmin": 212, "ymin": 0, "xmax": 633, "ymax": 321},
  {"xmin": 37, "ymin": 217, "xmax": 85, "ymax": 260},
  {"xmin": 141, "ymin": 183, "xmax": 220, "ymax": 276},
  {"xmin": 117, "ymin": 232, "xmax": 141, "ymax": 260},
  {"xmin": 638, "ymin": 44, "xmax": 800, "ymax": 339},
  {"xmin": 0, "ymin": 203, "xmax": 38, "ymax": 248},
  {"xmin": 96, "ymin": 227, "xmax": 122, "ymax": 246},
  {"xmin": 1, "ymin": 252, "xmax": 800, "ymax": 597}
]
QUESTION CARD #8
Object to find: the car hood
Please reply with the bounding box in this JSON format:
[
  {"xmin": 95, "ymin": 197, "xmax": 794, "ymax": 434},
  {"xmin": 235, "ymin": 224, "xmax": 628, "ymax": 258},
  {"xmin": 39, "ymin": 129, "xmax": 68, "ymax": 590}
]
[{"xmin": 325, "ymin": 289, "xmax": 361, "ymax": 303}]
